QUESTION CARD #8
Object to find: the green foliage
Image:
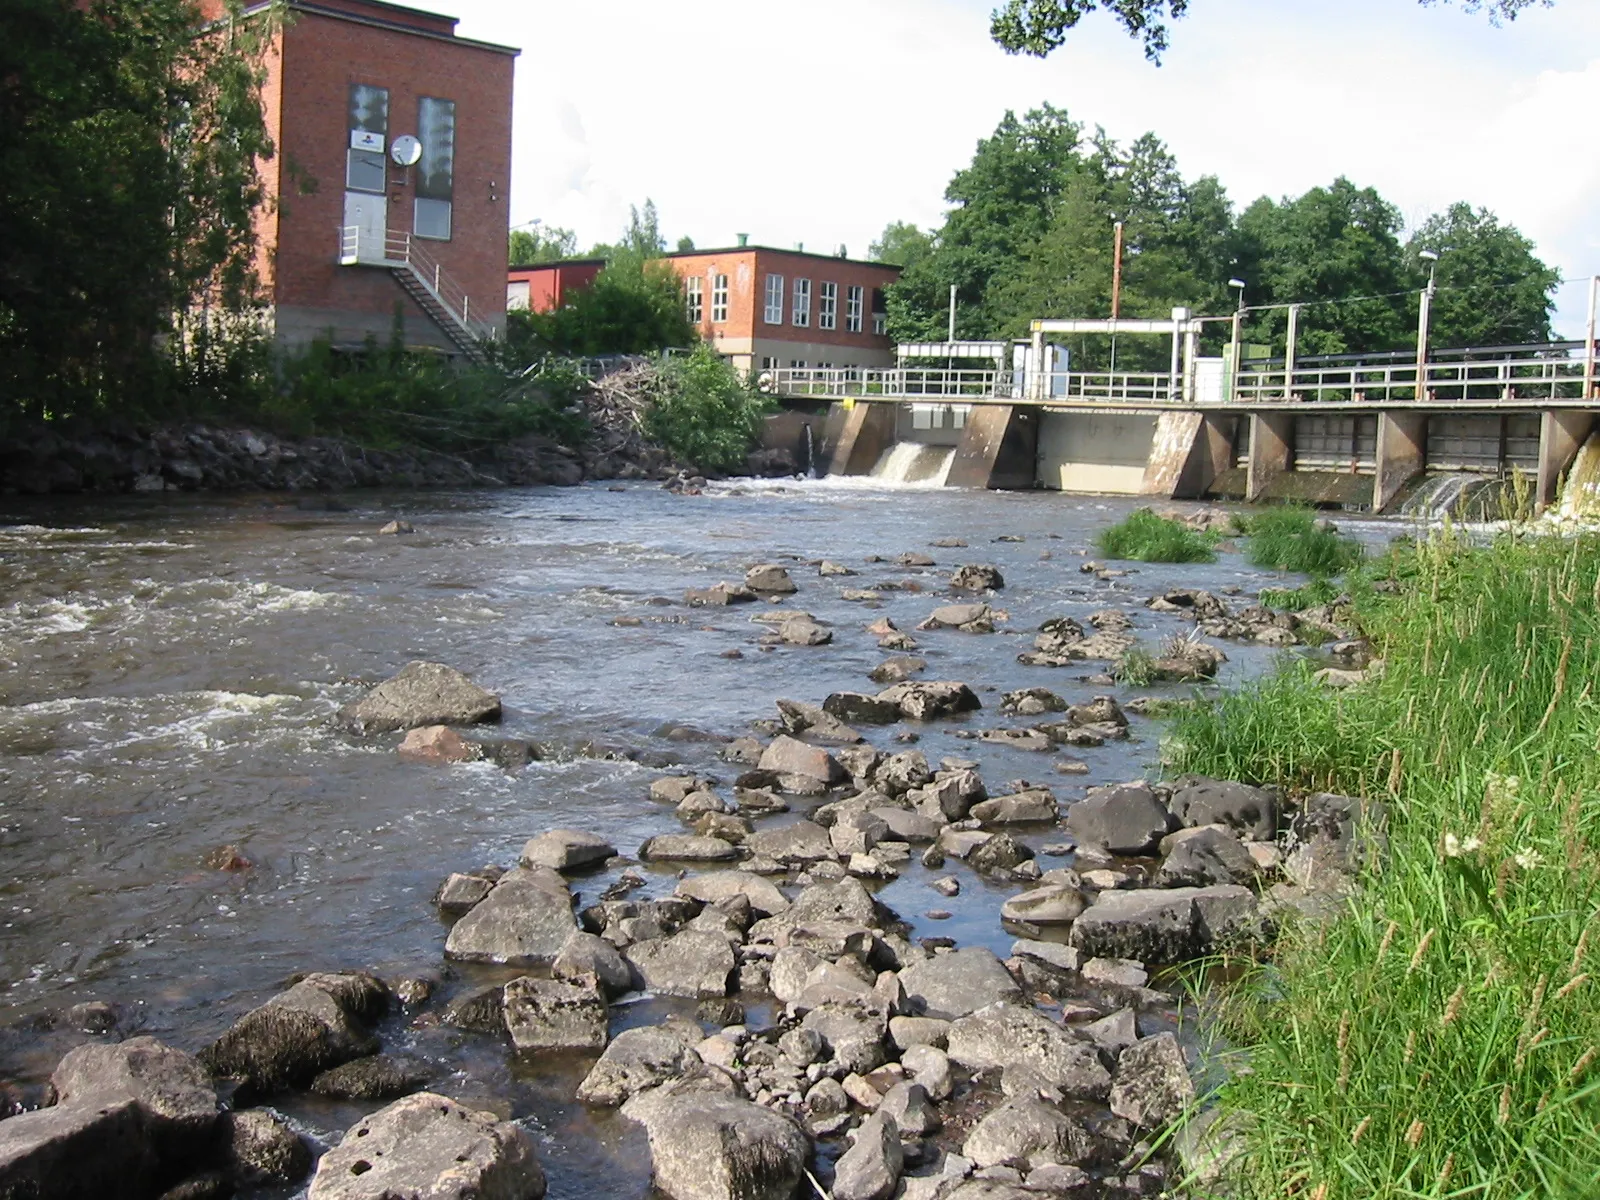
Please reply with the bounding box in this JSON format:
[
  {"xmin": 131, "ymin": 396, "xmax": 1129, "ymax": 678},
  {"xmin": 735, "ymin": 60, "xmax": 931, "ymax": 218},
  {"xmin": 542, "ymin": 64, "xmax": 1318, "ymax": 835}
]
[
  {"xmin": 1258, "ymin": 576, "xmax": 1341, "ymax": 611},
  {"xmin": 643, "ymin": 345, "xmax": 773, "ymax": 473},
  {"xmin": 1240, "ymin": 506, "xmax": 1364, "ymax": 575},
  {"xmin": 1, "ymin": 0, "xmax": 277, "ymax": 419},
  {"xmin": 1114, "ymin": 646, "xmax": 1158, "ymax": 686},
  {"xmin": 1095, "ymin": 508, "xmax": 1219, "ymax": 563},
  {"xmin": 508, "ymin": 224, "xmax": 579, "ymax": 265},
  {"xmin": 1169, "ymin": 531, "xmax": 1600, "ymax": 1198},
  {"xmin": 506, "ymin": 256, "xmax": 695, "ymax": 359},
  {"xmin": 990, "ymin": 0, "xmax": 1553, "ymax": 62},
  {"xmin": 869, "ymin": 222, "xmax": 937, "ymax": 271},
  {"xmin": 1411, "ymin": 203, "xmax": 1558, "ymax": 345}
]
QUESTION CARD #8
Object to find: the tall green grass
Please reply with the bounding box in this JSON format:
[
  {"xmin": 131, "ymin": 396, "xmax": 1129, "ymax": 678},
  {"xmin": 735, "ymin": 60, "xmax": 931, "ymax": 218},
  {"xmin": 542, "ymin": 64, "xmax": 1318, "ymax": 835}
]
[
  {"xmin": 1239, "ymin": 506, "xmax": 1363, "ymax": 575},
  {"xmin": 1096, "ymin": 509, "xmax": 1218, "ymax": 564},
  {"xmin": 1171, "ymin": 531, "xmax": 1600, "ymax": 1198}
]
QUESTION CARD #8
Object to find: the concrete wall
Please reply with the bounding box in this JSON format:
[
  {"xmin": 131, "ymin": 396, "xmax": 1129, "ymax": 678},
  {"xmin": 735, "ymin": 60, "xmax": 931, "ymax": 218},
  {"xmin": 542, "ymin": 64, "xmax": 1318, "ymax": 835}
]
[
  {"xmin": 1037, "ymin": 412, "xmax": 1158, "ymax": 494},
  {"xmin": 948, "ymin": 406, "xmax": 1038, "ymax": 489}
]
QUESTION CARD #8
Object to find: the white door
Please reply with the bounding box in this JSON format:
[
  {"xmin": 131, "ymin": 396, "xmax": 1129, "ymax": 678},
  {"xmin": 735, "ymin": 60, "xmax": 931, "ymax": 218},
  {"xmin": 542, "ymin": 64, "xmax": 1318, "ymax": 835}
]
[{"xmin": 343, "ymin": 192, "xmax": 387, "ymax": 262}]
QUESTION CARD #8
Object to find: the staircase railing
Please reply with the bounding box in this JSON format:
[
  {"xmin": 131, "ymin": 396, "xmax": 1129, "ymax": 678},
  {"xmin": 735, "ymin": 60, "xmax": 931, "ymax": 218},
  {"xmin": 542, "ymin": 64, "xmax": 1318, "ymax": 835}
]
[{"xmin": 338, "ymin": 224, "xmax": 494, "ymax": 346}]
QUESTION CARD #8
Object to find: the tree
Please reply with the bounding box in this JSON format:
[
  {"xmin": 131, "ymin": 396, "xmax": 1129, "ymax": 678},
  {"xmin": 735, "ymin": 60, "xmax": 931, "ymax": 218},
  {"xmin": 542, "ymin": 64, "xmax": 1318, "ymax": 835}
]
[
  {"xmin": 505, "ymin": 256, "xmax": 695, "ymax": 359},
  {"xmin": 991, "ymin": 0, "xmax": 1552, "ymax": 62},
  {"xmin": 869, "ymin": 223, "xmax": 936, "ymax": 271},
  {"xmin": 1, "ymin": 0, "xmax": 276, "ymax": 419},
  {"xmin": 509, "ymin": 224, "xmax": 578, "ymax": 265},
  {"xmin": 887, "ymin": 105, "xmax": 1084, "ymax": 340},
  {"xmin": 1409, "ymin": 204, "xmax": 1558, "ymax": 346},
  {"xmin": 1234, "ymin": 178, "xmax": 1412, "ymax": 355},
  {"xmin": 676, "ymin": 236, "xmax": 696, "ymax": 252}
]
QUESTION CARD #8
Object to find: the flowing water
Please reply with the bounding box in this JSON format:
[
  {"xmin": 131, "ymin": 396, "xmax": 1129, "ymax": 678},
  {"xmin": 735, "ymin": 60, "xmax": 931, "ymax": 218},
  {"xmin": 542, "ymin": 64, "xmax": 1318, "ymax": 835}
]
[
  {"xmin": 0, "ymin": 481, "xmax": 1382, "ymax": 1196},
  {"xmin": 871, "ymin": 444, "xmax": 956, "ymax": 487}
]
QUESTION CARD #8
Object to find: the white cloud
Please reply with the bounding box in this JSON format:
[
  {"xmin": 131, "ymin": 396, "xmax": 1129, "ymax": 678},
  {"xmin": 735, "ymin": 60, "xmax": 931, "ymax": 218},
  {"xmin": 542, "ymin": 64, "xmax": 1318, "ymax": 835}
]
[{"xmin": 451, "ymin": 0, "xmax": 1600, "ymax": 331}]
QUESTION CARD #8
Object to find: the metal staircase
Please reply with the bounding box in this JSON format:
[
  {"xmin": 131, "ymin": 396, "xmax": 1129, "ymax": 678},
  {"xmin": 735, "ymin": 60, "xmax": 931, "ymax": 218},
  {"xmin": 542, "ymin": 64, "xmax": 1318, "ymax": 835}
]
[{"xmin": 340, "ymin": 226, "xmax": 493, "ymax": 364}]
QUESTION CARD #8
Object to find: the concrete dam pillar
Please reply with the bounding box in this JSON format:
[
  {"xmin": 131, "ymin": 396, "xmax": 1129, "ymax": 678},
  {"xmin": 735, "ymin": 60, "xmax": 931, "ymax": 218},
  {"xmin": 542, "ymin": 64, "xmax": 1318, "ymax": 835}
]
[
  {"xmin": 1373, "ymin": 412, "xmax": 1427, "ymax": 513},
  {"xmin": 1537, "ymin": 410, "xmax": 1594, "ymax": 512},
  {"xmin": 824, "ymin": 401, "xmax": 897, "ymax": 476},
  {"xmin": 948, "ymin": 405, "xmax": 1038, "ymax": 489},
  {"xmin": 1245, "ymin": 413, "xmax": 1294, "ymax": 502}
]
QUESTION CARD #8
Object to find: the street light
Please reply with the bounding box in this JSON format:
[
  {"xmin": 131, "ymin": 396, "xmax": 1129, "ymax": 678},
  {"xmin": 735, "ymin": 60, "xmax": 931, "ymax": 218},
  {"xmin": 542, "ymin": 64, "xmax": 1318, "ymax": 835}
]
[
  {"xmin": 1228, "ymin": 279, "xmax": 1246, "ymax": 400},
  {"xmin": 1416, "ymin": 250, "xmax": 1441, "ymax": 400}
]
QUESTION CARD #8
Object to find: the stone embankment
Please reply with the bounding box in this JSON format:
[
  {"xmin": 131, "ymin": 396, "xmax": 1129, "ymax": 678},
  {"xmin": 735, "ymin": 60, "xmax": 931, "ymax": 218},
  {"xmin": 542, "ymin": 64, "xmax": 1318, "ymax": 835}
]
[{"xmin": 0, "ymin": 552, "xmax": 1376, "ymax": 1199}]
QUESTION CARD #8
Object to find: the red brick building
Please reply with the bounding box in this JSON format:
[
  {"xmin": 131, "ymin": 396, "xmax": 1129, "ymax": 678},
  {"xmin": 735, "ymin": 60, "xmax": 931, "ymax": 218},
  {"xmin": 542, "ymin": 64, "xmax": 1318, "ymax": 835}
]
[
  {"xmin": 665, "ymin": 247, "xmax": 900, "ymax": 375},
  {"xmin": 506, "ymin": 259, "xmax": 606, "ymax": 313},
  {"xmin": 205, "ymin": 0, "xmax": 517, "ymax": 358}
]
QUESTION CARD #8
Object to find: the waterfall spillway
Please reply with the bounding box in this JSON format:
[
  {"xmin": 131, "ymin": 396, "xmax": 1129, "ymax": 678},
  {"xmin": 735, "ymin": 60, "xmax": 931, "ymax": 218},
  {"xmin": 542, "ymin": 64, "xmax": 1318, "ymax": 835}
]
[
  {"xmin": 802, "ymin": 424, "xmax": 817, "ymax": 479},
  {"xmin": 1557, "ymin": 433, "xmax": 1600, "ymax": 520},
  {"xmin": 871, "ymin": 443, "xmax": 955, "ymax": 487},
  {"xmin": 1399, "ymin": 473, "xmax": 1474, "ymax": 520}
]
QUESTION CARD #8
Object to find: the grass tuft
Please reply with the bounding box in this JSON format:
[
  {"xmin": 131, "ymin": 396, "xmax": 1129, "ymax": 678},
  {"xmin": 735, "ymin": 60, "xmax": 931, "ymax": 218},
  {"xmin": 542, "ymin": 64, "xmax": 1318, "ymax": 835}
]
[
  {"xmin": 1170, "ymin": 529, "xmax": 1600, "ymax": 1198},
  {"xmin": 1096, "ymin": 509, "xmax": 1218, "ymax": 564},
  {"xmin": 1239, "ymin": 506, "xmax": 1363, "ymax": 576}
]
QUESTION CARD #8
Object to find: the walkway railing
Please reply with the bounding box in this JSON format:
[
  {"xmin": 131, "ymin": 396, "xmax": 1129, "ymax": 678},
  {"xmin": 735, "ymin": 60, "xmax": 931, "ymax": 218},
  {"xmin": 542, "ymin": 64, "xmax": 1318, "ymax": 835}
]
[
  {"xmin": 338, "ymin": 225, "xmax": 492, "ymax": 343},
  {"xmin": 762, "ymin": 367, "xmax": 1176, "ymax": 403},
  {"xmin": 1235, "ymin": 351, "xmax": 1593, "ymax": 405}
]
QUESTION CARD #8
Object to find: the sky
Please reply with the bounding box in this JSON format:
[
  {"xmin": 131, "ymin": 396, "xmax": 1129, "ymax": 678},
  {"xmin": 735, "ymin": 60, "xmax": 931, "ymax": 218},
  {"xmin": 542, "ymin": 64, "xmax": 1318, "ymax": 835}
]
[{"xmin": 446, "ymin": 0, "xmax": 1600, "ymax": 335}]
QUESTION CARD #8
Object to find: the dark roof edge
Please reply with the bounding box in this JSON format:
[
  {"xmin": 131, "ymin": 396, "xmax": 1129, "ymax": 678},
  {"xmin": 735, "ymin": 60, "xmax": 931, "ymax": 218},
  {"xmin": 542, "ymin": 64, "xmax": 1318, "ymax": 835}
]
[
  {"xmin": 663, "ymin": 246, "xmax": 902, "ymax": 271},
  {"xmin": 235, "ymin": 0, "xmax": 520, "ymax": 55}
]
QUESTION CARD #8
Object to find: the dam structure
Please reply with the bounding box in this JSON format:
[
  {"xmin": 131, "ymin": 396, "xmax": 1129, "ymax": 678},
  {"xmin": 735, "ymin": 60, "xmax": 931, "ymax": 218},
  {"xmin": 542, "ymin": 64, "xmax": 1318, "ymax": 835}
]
[{"xmin": 762, "ymin": 300, "xmax": 1600, "ymax": 513}]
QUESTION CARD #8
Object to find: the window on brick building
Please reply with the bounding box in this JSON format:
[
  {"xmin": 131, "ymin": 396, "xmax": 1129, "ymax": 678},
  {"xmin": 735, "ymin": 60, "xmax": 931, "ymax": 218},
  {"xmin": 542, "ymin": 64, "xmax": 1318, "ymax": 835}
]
[
  {"xmin": 685, "ymin": 277, "xmax": 703, "ymax": 323},
  {"xmin": 712, "ymin": 274, "xmax": 729, "ymax": 323},
  {"xmin": 846, "ymin": 285, "xmax": 864, "ymax": 333},
  {"xmin": 414, "ymin": 97, "xmax": 456, "ymax": 240},
  {"xmin": 760, "ymin": 356, "xmax": 778, "ymax": 370},
  {"xmin": 792, "ymin": 279, "xmax": 811, "ymax": 328},
  {"xmin": 818, "ymin": 282, "xmax": 837, "ymax": 331},
  {"xmin": 763, "ymin": 275, "xmax": 784, "ymax": 324},
  {"xmin": 789, "ymin": 359, "xmax": 807, "ymax": 369},
  {"xmin": 873, "ymin": 312, "xmax": 888, "ymax": 336},
  {"xmin": 345, "ymin": 83, "xmax": 389, "ymax": 194}
]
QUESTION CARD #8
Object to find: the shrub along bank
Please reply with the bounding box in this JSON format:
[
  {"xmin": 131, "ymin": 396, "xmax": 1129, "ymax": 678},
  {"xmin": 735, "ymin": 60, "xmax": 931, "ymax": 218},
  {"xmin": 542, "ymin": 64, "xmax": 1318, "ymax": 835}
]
[{"xmin": 1170, "ymin": 530, "xmax": 1600, "ymax": 1198}]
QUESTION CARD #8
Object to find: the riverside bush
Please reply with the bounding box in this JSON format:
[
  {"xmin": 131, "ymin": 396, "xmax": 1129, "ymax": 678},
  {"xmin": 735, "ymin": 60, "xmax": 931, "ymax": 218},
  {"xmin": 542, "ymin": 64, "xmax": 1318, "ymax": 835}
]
[
  {"xmin": 1238, "ymin": 505, "xmax": 1363, "ymax": 575},
  {"xmin": 643, "ymin": 344, "xmax": 772, "ymax": 473},
  {"xmin": 1170, "ymin": 531, "xmax": 1600, "ymax": 1198},
  {"xmin": 1095, "ymin": 509, "xmax": 1218, "ymax": 563}
]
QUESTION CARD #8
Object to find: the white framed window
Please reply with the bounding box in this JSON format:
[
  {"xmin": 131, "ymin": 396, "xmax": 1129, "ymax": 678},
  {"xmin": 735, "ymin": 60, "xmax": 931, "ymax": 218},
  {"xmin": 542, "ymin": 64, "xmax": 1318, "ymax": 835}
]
[
  {"xmin": 818, "ymin": 282, "xmax": 837, "ymax": 330},
  {"xmin": 789, "ymin": 359, "xmax": 807, "ymax": 369},
  {"xmin": 763, "ymin": 274, "xmax": 784, "ymax": 324},
  {"xmin": 685, "ymin": 276, "xmax": 703, "ymax": 323},
  {"xmin": 711, "ymin": 274, "xmax": 729, "ymax": 323},
  {"xmin": 846, "ymin": 285, "xmax": 864, "ymax": 333},
  {"xmin": 873, "ymin": 311, "xmax": 887, "ymax": 336},
  {"xmin": 792, "ymin": 278, "xmax": 811, "ymax": 327},
  {"xmin": 760, "ymin": 356, "xmax": 778, "ymax": 370}
]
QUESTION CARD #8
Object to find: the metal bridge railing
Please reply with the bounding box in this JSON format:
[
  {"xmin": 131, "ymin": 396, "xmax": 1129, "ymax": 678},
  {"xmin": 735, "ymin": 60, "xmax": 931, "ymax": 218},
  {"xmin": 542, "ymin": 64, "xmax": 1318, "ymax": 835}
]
[
  {"xmin": 1234, "ymin": 352, "xmax": 1593, "ymax": 405},
  {"xmin": 762, "ymin": 367, "xmax": 1178, "ymax": 403}
]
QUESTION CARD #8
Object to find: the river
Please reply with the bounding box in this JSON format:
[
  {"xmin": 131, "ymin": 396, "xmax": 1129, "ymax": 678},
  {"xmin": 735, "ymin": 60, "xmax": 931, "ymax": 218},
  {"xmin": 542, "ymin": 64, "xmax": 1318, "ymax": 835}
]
[{"xmin": 0, "ymin": 479, "xmax": 1389, "ymax": 1197}]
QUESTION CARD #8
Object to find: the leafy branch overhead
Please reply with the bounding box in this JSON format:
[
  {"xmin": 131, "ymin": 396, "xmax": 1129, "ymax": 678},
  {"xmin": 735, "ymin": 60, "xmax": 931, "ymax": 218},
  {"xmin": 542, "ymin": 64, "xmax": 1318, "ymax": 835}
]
[{"xmin": 991, "ymin": 0, "xmax": 1553, "ymax": 61}]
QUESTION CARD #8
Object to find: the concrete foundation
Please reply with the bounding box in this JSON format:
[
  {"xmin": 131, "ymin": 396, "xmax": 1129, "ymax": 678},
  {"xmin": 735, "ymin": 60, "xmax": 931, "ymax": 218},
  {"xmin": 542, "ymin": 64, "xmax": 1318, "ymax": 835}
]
[
  {"xmin": 1036, "ymin": 412, "xmax": 1159, "ymax": 494},
  {"xmin": 1373, "ymin": 412, "xmax": 1427, "ymax": 512},
  {"xmin": 1537, "ymin": 410, "xmax": 1594, "ymax": 511},
  {"xmin": 948, "ymin": 406, "xmax": 1038, "ymax": 489},
  {"xmin": 824, "ymin": 401, "xmax": 897, "ymax": 476},
  {"xmin": 1245, "ymin": 413, "xmax": 1294, "ymax": 502},
  {"xmin": 1146, "ymin": 413, "xmax": 1237, "ymax": 499}
]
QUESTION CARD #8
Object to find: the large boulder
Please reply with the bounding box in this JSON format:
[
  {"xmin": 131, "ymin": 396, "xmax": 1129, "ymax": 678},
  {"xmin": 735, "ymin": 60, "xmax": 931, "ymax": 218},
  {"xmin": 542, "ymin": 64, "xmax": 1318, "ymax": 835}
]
[
  {"xmin": 757, "ymin": 736, "xmax": 844, "ymax": 784},
  {"xmin": 225, "ymin": 1108, "xmax": 311, "ymax": 1186},
  {"xmin": 308, "ymin": 1092, "xmax": 545, "ymax": 1200},
  {"xmin": 971, "ymin": 789, "xmax": 1058, "ymax": 825},
  {"xmin": 1000, "ymin": 883, "xmax": 1086, "ymax": 926},
  {"xmin": 1109, "ymin": 1032, "xmax": 1195, "ymax": 1127},
  {"xmin": 625, "ymin": 1087, "xmax": 809, "ymax": 1200},
  {"xmin": 1156, "ymin": 826, "xmax": 1257, "ymax": 888},
  {"xmin": 640, "ymin": 834, "xmax": 739, "ymax": 862},
  {"xmin": 676, "ymin": 871, "xmax": 790, "ymax": 919},
  {"xmin": 962, "ymin": 1097, "xmax": 1094, "ymax": 1170},
  {"xmin": 832, "ymin": 1111, "xmax": 902, "ymax": 1200},
  {"xmin": 444, "ymin": 868, "xmax": 577, "ymax": 967},
  {"xmin": 898, "ymin": 948, "xmax": 1021, "ymax": 1020},
  {"xmin": 503, "ymin": 977, "xmax": 609, "ymax": 1051},
  {"xmin": 924, "ymin": 603, "xmax": 991, "ymax": 630},
  {"xmin": 1168, "ymin": 779, "xmax": 1278, "ymax": 842},
  {"xmin": 744, "ymin": 820, "xmax": 835, "ymax": 865},
  {"xmin": 776, "ymin": 699, "xmax": 860, "ymax": 743},
  {"xmin": 946, "ymin": 1004, "xmax": 1111, "ymax": 1100},
  {"xmin": 822, "ymin": 692, "xmax": 903, "ymax": 725},
  {"xmin": 551, "ymin": 931, "xmax": 634, "ymax": 996},
  {"xmin": 309, "ymin": 1056, "xmax": 429, "ymax": 1101},
  {"xmin": 1063, "ymin": 783, "xmax": 1173, "ymax": 855},
  {"xmin": 625, "ymin": 930, "xmax": 736, "ymax": 998},
  {"xmin": 200, "ymin": 973, "xmax": 386, "ymax": 1091},
  {"xmin": 519, "ymin": 830, "xmax": 616, "ymax": 873},
  {"xmin": 338, "ymin": 662, "xmax": 501, "ymax": 733},
  {"xmin": 0, "ymin": 1036, "xmax": 222, "ymax": 1199},
  {"xmin": 1069, "ymin": 885, "xmax": 1260, "ymax": 963},
  {"xmin": 746, "ymin": 564, "xmax": 799, "ymax": 594},
  {"xmin": 951, "ymin": 564, "xmax": 1005, "ymax": 592},
  {"xmin": 877, "ymin": 682, "xmax": 982, "ymax": 721},
  {"xmin": 576, "ymin": 1026, "xmax": 702, "ymax": 1107}
]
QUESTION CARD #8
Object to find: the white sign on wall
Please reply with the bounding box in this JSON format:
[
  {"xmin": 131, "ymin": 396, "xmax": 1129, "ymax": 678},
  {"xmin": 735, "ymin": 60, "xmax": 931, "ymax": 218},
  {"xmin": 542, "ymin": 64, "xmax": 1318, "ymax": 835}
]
[{"xmin": 350, "ymin": 129, "xmax": 385, "ymax": 152}]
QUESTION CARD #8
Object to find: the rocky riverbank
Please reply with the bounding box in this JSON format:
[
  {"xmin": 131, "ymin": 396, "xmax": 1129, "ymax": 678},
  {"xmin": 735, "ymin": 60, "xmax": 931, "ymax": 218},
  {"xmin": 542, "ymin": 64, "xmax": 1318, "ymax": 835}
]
[
  {"xmin": 0, "ymin": 551, "xmax": 1377, "ymax": 1200},
  {"xmin": 0, "ymin": 417, "xmax": 798, "ymax": 497}
]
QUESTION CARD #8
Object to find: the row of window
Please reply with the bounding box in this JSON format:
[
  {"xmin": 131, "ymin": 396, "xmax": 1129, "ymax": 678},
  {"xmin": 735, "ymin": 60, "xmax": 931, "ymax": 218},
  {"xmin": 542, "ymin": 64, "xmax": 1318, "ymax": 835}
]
[{"xmin": 687, "ymin": 273, "xmax": 885, "ymax": 335}]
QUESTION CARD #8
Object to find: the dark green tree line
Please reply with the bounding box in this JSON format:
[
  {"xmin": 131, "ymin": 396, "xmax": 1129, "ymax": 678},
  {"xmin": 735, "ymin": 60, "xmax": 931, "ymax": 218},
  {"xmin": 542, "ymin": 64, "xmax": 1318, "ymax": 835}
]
[
  {"xmin": 881, "ymin": 106, "xmax": 1557, "ymax": 364},
  {"xmin": 1, "ymin": 0, "xmax": 277, "ymax": 420}
]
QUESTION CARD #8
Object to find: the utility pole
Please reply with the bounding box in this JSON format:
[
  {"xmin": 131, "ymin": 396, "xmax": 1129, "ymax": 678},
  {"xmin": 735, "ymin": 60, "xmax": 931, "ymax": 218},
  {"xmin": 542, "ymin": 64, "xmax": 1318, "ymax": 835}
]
[
  {"xmin": 1416, "ymin": 250, "xmax": 1440, "ymax": 401},
  {"xmin": 1228, "ymin": 278, "xmax": 1246, "ymax": 401},
  {"xmin": 1284, "ymin": 304, "xmax": 1300, "ymax": 400},
  {"xmin": 947, "ymin": 285, "xmax": 957, "ymax": 343},
  {"xmin": 1111, "ymin": 221, "xmax": 1125, "ymax": 320},
  {"xmin": 1585, "ymin": 275, "xmax": 1598, "ymax": 400}
]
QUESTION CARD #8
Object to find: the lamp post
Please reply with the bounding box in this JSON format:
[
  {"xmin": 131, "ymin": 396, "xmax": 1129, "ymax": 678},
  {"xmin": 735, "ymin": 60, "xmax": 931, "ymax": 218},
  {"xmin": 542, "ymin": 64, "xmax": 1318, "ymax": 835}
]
[
  {"xmin": 1228, "ymin": 278, "xmax": 1246, "ymax": 401},
  {"xmin": 1416, "ymin": 250, "xmax": 1440, "ymax": 401}
]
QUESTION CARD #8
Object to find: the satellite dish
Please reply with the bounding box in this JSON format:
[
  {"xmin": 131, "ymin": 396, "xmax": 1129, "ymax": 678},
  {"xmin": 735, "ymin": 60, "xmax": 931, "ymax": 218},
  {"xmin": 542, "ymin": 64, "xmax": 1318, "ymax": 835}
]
[{"xmin": 390, "ymin": 135, "xmax": 422, "ymax": 168}]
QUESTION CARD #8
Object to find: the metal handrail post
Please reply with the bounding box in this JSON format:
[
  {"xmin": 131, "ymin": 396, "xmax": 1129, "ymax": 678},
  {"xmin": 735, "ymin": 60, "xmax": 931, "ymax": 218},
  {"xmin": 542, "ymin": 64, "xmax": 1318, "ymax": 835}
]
[{"xmin": 1585, "ymin": 275, "xmax": 1598, "ymax": 400}]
